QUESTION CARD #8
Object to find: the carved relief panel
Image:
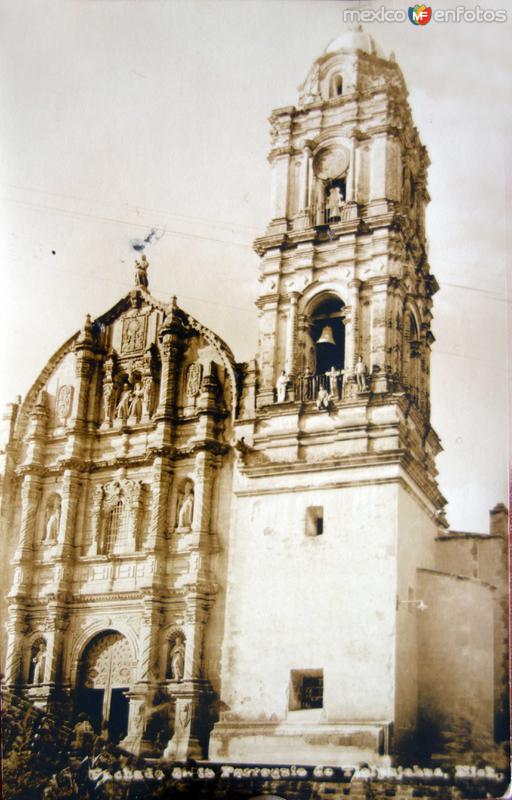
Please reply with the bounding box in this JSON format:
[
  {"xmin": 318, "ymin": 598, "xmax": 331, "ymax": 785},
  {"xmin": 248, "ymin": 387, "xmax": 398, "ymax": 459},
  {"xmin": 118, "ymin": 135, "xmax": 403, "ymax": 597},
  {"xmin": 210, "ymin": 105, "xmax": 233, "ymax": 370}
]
[{"xmin": 81, "ymin": 632, "xmax": 134, "ymax": 689}]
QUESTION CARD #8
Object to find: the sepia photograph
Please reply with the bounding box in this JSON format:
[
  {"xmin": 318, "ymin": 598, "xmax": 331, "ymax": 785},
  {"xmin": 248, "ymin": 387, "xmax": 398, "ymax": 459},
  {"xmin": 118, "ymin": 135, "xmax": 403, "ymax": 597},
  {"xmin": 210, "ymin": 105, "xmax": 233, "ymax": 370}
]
[{"xmin": 0, "ymin": 1, "xmax": 510, "ymax": 798}]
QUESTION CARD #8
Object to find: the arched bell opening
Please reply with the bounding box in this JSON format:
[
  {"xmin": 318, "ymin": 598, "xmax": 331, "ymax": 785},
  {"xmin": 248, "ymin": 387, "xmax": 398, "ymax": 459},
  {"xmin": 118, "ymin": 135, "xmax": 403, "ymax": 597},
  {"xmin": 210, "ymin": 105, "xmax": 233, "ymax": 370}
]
[
  {"xmin": 310, "ymin": 296, "xmax": 346, "ymax": 375},
  {"xmin": 297, "ymin": 294, "xmax": 346, "ymax": 401}
]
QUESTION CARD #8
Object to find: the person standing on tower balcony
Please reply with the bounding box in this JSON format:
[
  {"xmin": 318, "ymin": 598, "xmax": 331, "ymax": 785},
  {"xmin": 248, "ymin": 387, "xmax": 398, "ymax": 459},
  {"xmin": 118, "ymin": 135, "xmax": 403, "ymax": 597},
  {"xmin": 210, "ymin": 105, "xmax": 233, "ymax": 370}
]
[
  {"xmin": 326, "ymin": 366, "xmax": 341, "ymax": 399},
  {"xmin": 355, "ymin": 356, "xmax": 367, "ymax": 392}
]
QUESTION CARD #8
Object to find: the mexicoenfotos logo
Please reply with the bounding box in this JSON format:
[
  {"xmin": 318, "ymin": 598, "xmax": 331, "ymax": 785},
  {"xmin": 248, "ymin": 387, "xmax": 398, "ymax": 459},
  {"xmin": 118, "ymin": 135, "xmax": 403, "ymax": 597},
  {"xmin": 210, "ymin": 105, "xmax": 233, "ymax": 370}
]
[{"xmin": 408, "ymin": 4, "xmax": 432, "ymax": 24}]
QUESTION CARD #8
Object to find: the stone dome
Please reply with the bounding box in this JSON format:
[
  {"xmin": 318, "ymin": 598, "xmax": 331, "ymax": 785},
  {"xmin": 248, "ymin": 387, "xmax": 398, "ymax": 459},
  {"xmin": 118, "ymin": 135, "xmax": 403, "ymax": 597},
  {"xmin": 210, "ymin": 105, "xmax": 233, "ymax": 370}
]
[{"xmin": 324, "ymin": 28, "xmax": 385, "ymax": 59}]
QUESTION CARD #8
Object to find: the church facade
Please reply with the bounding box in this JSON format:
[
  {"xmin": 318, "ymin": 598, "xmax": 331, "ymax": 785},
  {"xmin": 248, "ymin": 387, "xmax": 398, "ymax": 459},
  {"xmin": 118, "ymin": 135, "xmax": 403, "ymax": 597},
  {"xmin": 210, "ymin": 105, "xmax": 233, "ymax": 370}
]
[{"xmin": 0, "ymin": 30, "xmax": 508, "ymax": 767}]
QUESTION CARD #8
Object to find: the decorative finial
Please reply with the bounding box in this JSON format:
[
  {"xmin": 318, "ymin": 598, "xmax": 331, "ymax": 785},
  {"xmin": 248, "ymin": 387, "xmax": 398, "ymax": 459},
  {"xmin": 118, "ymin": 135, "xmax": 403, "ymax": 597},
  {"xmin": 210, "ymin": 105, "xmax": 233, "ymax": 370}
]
[
  {"xmin": 78, "ymin": 313, "xmax": 94, "ymax": 345},
  {"xmin": 171, "ymin": 295, "xmax": 177, "ymax": 310},
  {"xmin": 134, "ymin": 254, "xmax": 149, "ymax": 289}
]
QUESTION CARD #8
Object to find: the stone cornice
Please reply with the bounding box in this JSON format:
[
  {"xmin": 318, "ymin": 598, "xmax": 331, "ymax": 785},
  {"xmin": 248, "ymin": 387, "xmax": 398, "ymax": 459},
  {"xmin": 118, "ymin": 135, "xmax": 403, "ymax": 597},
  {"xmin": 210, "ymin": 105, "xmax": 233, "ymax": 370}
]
[
  {"xmin": 237, "ymin": 452, "xmax": 445, "ymax": 516},
  {"xmin": 14, "ymin": 438, "xmax": 229, "ymax": 478}
]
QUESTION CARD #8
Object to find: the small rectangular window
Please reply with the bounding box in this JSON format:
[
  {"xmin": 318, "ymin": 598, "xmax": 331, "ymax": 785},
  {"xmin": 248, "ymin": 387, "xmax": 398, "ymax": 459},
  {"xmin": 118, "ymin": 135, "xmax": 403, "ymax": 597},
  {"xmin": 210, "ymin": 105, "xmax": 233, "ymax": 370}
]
[
  {"xmin": 306, "ymin": 506, "xmax": 324, "ymax": 537},
  {"xmin": 289, "ymin": 669, "xmax": 324, "ymax": 710}
]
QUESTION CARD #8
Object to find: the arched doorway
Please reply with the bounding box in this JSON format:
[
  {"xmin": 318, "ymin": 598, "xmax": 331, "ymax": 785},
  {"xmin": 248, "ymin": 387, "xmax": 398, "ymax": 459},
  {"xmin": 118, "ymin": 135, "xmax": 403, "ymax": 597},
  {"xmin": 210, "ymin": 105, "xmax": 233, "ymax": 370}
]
[{"xmin": 76, "ymin": 630, "xmax": 134, "ymax": 742}]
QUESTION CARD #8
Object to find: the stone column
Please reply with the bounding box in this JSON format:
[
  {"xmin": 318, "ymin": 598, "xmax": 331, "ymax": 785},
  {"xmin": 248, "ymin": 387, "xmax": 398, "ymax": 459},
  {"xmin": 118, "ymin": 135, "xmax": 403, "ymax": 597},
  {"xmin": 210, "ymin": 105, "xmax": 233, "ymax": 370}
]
[
  {"xmin": 284, "ymin": 292, "xmax": 299, "ymax": 380},
  {"xmin": 344, "ymin": 279, "xmax": 361, "ymax": 378},
  {"xmin": 121, "ymin": 599, "xmax": 161, "ymax": 755},
  {"xmin": 13, "ymin": 473, "xmax": 42, "ymax": 566},
  {"xmin": 3, "ymin": 602, "xmax": 28, "ymax": 685},
  {"xmin": 23, "ymin": 391, "xmax": 48, "ymax": 466},
  {"xmin": 154, "ymin": 306, "xmax": 185, "ymax": 422},
  {"xmin": 256, "ymin": 296, "xmax": 279, "ymax": 406},
  {"xmin": 71, "ymin": 319, "xmax": 97, "ymax": 426},
  {"xmin": 346, "ymin": 144, "xmax": 357, "ymax": 204},
  {"xmin": 43, "ymin": 606, "xmax": 69, "ymax": 686},
  {"xmin": 87, "ymin": 484, "xmax": 103, "ymax": 556},
  {"xmin": 163, "ymin": 602, "xmax": 211, "ymax": 761},
  {"xmin": 126, "ymin": 481, "xmax": 144, "ymax": 551},
  {"xmin": 269, "ymin": 152, "xmax": 291, "ymax": 223},
  {"xmin": 370, "ymin": 281, "xmax": 390, "ymax": 393},
  {"xmin": 53, "ymin": 470, "xmax": 81, "ymax": 563},
  {"xmin": 144, "ymin": 456, "xmax": 173, "ymax": 554},
  {"xmin": 295, "ymin": 147, "xmax": 312, "ymax": 228},
  {"xmin": 342, "ymin": 309, "xmax": 355, "ymax": 401}
]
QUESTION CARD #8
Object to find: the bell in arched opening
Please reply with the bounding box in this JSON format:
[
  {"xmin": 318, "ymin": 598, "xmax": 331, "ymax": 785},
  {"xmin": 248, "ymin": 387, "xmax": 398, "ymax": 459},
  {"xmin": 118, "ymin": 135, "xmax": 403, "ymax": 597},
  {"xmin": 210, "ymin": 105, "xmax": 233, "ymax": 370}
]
[
  {"xmin": 316, "ymin": 325, "xmax": 336, "ymax": 346},
  {"xmin": 309, "ymin": 296, "xmax": 346, "ymax": 377}
]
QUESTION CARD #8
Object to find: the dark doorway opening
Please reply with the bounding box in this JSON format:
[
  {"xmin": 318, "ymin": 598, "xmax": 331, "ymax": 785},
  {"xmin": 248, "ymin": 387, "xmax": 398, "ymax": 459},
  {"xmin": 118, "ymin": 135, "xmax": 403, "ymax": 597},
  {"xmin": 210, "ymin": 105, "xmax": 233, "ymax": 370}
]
[
  {"xmin": 76, "ymin": 688, "xmax": 104, "ymax": 734},
  {"xmin": 109, "ymin": 688, "xmax": 129, "ymax": 743}
]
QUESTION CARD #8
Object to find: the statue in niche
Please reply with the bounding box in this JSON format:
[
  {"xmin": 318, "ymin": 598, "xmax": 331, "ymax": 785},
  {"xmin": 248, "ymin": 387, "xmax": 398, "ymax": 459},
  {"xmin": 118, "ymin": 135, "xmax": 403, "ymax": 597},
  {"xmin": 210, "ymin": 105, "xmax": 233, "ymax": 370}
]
[
  {"xmin": 169, "ymin": 636, "xmax": 186, "ymax": 682},
  {"xmin": 31, "ymin": 640, "xmax": 46, "ymax": 685},
  {"xmin": 176, "ymin": 482, "xmax": 194, "ymax": 531},
  {"xmin": 128, "ymin": 380, "xmax": 143, "ymax": 422},
  {"xmin": 134, "ymin": 254, "xmax": 149, "ymax": 289},
  {"xmin": 327, "ymin": 186, "xmax": 344, "ymax": 220},
  {"xmin": 142, "ymin": 375, "xmax": 154, "ymax": 418},
  {"xmin": 115, "ymin": 383, "xmax": 132, "ymax": 421},
  {"xmin": 44, "ymin": 497, "xmax": 61, "ymax": 543},
  {"xmin": 102, "ymin": 382, "xmax": 115, "ymax": 426},
  {"xmin": 355, "ymin": 356, "xmax": 367, "ymax": 392},
  {"xmin": 276, "ymin": 370, "xmax": 288, "ymax": 403}
]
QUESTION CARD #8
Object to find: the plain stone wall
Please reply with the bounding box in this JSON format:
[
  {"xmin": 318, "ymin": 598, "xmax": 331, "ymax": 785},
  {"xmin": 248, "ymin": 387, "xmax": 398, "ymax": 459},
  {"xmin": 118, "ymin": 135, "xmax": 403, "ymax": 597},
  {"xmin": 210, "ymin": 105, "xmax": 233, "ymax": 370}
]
[
  {"xmin": 417, "ymin": 569, "xmax": 495, "ymax": 751},
  {"xmin": 218, "ymin": 478, "xmax": 400, "ymax": 729},
  {"xmin": 394, "ymin": 486, "xmax": 437, "ymax": 750}
]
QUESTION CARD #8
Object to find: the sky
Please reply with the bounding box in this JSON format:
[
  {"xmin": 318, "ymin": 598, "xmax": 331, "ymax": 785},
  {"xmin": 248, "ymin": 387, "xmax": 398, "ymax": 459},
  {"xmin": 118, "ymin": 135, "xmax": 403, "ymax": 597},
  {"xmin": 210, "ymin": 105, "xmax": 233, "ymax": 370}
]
[{"xmin": 0, "ymin": 0, "xmax": 510, "ymax": 532}]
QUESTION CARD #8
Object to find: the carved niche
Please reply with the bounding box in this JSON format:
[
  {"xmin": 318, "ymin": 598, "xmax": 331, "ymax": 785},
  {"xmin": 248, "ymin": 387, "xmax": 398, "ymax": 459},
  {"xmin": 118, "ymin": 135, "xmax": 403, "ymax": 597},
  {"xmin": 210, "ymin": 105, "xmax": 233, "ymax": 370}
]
[
  {"xmin": 101, "ymin": 339, "xmax": 158, "ymax": 429},
  {"xmin": 43, "ymin": 493, "xmax": 61, "ymax": 544},
  {"xmin": 175, "ymin": 480, "xmax": 194, "ymax": 532}
]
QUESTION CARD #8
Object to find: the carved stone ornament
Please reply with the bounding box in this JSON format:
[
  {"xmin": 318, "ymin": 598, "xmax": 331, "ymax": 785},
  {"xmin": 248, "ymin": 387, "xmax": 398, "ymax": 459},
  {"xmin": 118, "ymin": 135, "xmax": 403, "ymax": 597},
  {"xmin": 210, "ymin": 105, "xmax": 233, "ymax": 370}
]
[
  {"xmin": 313, "ymin": 146, "xmax": 350, "ymax": 180},
  {"xmin": 121, "ymin": 314, "xmax": 147, "ymax": 355},
  {"xmin": 103, "ymin": 478, "xmax": 143, "ymax": 511},
  {"xmin": 185, "ymin": 362, "xmax": 203, "ymax": 397},
  {"xmin": 56, "ymin": 385, "xmax": 73, "ymax": 424},
  {"xmin": 82, "ymin": 632, "xmax": 134, "ymax": 689}
]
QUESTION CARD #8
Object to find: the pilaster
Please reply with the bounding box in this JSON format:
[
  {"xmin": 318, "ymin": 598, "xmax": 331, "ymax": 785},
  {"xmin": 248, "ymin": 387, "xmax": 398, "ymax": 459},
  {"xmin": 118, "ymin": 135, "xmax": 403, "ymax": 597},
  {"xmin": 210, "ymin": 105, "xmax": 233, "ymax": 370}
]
[
  {"xmin": 121, "ymin": 599, "xmax": 162, "ymax": 755},
  {"xmin": 154, "ymin": 302, "xmax": 185, "ymax": 424},
  {"xmin": 144, "ymin": 456, "xmax": 173, "ymax": 556},
  {"xmin": 13, "ymin": 472, "xmax": 42, "ymax": 570},
  {"xmin": 3, "ymin": 602, "xmax": 28, "ymax": 686},
  {"xmin": 284, "ymin": 292, "xmax": 299, "ymax": 380},
  {"xmin": 52, "ymin": 470, "xmax": 81, "ymax": 566},
  {"xmin": 370, "ymin": 281, "xmax": 390, "ymax": 393}
]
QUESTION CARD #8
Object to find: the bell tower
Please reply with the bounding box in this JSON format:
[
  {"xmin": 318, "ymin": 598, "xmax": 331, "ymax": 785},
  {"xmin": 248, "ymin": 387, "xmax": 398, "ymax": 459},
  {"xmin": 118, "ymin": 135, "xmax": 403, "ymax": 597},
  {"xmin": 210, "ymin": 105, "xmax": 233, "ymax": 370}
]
[
  {"xmin": 254, "ymin": 26, "xmax": 435, "ymax": 415},
  {"xmin": 212, "ymin": 28, "xmax": 447, "ymax": 766}
]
